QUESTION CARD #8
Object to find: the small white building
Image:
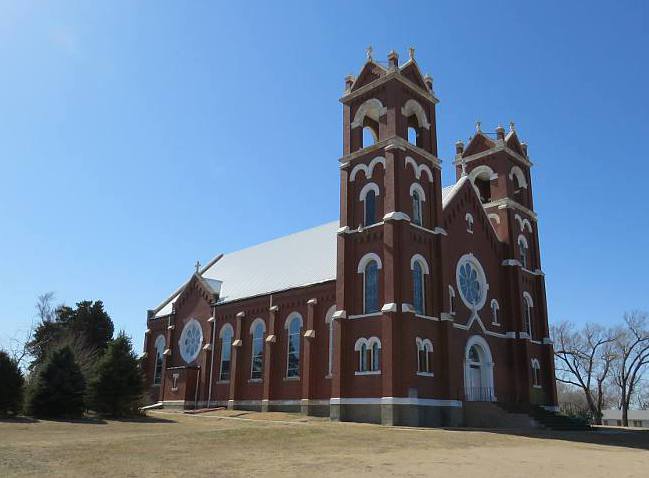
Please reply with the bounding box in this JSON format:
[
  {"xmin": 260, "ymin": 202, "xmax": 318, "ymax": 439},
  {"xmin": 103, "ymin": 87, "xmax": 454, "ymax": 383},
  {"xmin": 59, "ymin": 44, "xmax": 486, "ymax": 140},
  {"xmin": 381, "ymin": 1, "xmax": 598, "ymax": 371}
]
[{"xmin": 601, "ymin": 409, "xmax": 649, "ymax": 428}]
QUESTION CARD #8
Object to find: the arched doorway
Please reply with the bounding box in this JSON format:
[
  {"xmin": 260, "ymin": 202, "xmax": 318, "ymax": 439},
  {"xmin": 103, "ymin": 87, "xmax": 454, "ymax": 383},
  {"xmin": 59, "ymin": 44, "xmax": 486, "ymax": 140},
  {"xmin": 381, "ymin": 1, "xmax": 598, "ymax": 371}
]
[{"xmin": 464, "ymin": 336, "xmax": 495, "ymax": 402}]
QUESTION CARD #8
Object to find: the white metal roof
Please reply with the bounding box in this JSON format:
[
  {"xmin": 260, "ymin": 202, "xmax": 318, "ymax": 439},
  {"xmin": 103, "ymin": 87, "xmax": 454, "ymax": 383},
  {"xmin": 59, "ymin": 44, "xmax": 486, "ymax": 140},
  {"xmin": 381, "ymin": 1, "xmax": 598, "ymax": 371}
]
[
  {"xmin": 152, "ymin": 182, "xmax": 469, "ymax": 318},
  {"xmin": 441, "ymin": 176, "xmax": 467, "ymax": 208},
  {"xmin": 153, "ymin": 221, "xmax": 338, "ymax": 317}
]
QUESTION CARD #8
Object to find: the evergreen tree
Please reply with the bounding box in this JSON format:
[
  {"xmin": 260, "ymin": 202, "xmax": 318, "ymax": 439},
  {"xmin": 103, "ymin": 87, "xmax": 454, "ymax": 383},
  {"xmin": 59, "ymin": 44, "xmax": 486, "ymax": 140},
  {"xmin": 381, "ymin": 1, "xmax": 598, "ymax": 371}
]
[
  {"xmin": 88, "ymin": 332, "xmax": 144, "ymax": 417},
  {"xmin": 0, "ymin": 351, "xmax": 24, "ymax": 416},
  {"xmin": 28, "ymin": 299, "xmax": 114, "ymax": 371},
  {"xmin": 26, "ymin": 347, "xmax": 86, "ymax": 418}
]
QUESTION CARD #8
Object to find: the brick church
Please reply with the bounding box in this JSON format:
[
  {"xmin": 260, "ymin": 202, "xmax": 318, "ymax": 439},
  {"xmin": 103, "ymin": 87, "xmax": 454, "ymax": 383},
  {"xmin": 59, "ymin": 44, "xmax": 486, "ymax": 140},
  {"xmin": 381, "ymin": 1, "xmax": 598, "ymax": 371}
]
[{"xmin": 141, "ymin": 48, "xmax": 558, "ymax": 427}]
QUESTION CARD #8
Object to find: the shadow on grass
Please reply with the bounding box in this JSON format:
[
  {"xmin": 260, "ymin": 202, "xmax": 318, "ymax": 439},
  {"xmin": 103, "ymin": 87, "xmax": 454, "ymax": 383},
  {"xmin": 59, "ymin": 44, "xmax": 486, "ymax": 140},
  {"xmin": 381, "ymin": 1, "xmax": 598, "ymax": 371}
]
[
  {"xmin": 0, "ymin": 414, "xmax": 175, "ymax": 425},
  {"xmin": 467, "ymin": 426, "xmax": 649, "ymax": 451},
  {"xmin": 0, "ymin": 416, "xmax": 39, "ymax": 424}
]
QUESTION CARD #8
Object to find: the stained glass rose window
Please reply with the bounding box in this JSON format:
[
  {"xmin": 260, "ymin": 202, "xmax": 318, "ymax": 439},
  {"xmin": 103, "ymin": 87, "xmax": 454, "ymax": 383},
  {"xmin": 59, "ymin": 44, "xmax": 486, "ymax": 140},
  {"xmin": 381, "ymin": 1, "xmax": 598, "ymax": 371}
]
[
  {"xmin": 456, "ymin": 254, "xmax": 488, "ymax": 312},
  {"xmin": 179, "ymin": 319, "xmax": 203, "ymax": 364}
]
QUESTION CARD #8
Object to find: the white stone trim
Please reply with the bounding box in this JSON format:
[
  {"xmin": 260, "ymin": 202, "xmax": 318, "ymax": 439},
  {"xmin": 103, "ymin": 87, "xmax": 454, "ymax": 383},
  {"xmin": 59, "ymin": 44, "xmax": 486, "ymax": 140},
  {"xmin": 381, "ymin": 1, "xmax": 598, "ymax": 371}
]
[
  {"xmin": 329, "ymin": 397, "xmax": 462, "ymax": 408},
  {"xmin": 509, "ymin": 165, "xmax": 528, "ymax": 189},
  {"xmin": 468, "ymin": 164, "xmax": 498, "ymax": 183},
  {"xmin": 410, "ymin": 254, "xmax": 430, "ymax": 274},
  {"xmin": 354, "ymin": 370, "xmax": 381, "ymax": 376},
  {"xmin": 357, "ymin": 252, "xmax": 382, "ymax": 273},
  {"xmin": 284, "ymin": 311, "xmax": 304, "ymax": 330},
  {"xmin": 381, "ymin": 302, "xmax": 398, "ymax": 312},
  {"xmin": 347, "ymin": 312, "xmax": 382, "ymax": 320},
  {"xmin": 249, "ymin": 317, "xmax": 266, "ymax": 335},
  {"xmin": 383, "ymin": 211, "xmax": 411, "ymax": 222},
  {"xmin": 401, "ymin": 98, "xmax": 430, "ymax": 129},
  {"xmin": 409, "ymin": 182, "xmax": 426, "ymax": 202},
  {"xmin": 332, "ymin": 310, "xmax": 347, "ymax": 319},
  {"xmin": 359, "ymin": 182, "xmax": 380, "ymax": 201},
  {"xmin": 404, "ymin": 156, "xmax": 434, "ymax": 182},
  {"xmin": 351, "ymin": 98, "xmax": 387, "ymax": 128},
  {"xmin": 349, "ymin": 156, "xmax": 386, "ymax": 182}
]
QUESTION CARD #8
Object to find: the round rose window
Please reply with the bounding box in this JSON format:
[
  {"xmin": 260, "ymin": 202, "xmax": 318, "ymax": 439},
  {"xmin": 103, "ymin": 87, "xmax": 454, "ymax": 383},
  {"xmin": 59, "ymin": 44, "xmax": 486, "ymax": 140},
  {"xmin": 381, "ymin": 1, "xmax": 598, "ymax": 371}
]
[
  {"xmin": 179, "ymin": 319, "xmax": 203, "ymax": 364},
  {"xmin": 456, "ymin": 254, "xmax": 488, "ymax": 312}
]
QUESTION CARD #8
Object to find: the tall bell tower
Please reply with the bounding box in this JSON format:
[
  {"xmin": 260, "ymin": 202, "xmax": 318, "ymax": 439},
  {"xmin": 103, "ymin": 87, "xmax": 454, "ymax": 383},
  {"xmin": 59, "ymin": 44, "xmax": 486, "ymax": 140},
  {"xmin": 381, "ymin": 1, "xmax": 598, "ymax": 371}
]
[{"xmin": 331, "ymin": 48, "xmax": 449, "ymax": 424}]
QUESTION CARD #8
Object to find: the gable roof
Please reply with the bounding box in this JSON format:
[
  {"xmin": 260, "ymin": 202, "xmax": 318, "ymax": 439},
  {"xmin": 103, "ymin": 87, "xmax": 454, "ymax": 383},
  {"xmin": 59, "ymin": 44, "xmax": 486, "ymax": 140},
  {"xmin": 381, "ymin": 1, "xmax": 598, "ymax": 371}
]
[{"xmin": 152, "ymin": 221, "xmax": 338, "ymax": 317}]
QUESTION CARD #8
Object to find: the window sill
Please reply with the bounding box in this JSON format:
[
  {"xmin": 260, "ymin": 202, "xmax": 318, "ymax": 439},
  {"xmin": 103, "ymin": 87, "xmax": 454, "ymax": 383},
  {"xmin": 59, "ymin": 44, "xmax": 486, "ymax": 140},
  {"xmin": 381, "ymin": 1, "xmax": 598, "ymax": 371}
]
[
  {"xmin": 416, "ymin": 372, "xmax": 435, "ymax": 377},
  {"xmin": 492, "ymin": 322, "xmax": 501, "ymax": 327},
  {"xmin": 532, "ymin": 385, "xmax": 542, "ymax": 389},
  {"xmin": 325, "ymin": 374, "xmax": 332, "ymax": 380},
  {"xmin": 415, "ymin": 314, "xmax": 439, "ymax": 322},
  {"xmin": 284, "ymin": 376, "xmax": 300, "ymax": 382},
  {"xmin": 348, "ymin": 312, "xmax": 382, "ymax": 319},
  {"xmin": 355, "ymin": 370, "xmax": 381, "ymax": 376},
  {"xmin": 216, "ymin": 380, "xmax": 230, "ymax": 385},
  {"xmin": 248, "ymin": 379, "xmax": 263, "ymax": 384},
  {"xmin": 152, "ymin": 383, "xmax": 161, "ymax": 387}
]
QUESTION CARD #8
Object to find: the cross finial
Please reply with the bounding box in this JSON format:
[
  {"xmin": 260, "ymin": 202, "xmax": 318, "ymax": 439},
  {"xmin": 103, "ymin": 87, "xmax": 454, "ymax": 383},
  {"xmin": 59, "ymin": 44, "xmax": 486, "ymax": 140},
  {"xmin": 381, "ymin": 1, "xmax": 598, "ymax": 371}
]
[
  {"xmin": 408, "ymin": 47, "xmax": 415, "ymax": 60},
  {"xmin": 475, "ymin": 121, "xmax": 482, "ymax": 133},
  {"xmin": 194, "ymin": 260, "xmax": 201, "ymax": 274},
  {"xmin": 460, "ymin": 156, "xmax": 468, "ymax": 177},
  {"xmin": 509, "ymin": 121, "xmax": 516, "ymax": 132},
  {"xmin": 366, "ymin": 45, "xmax": 373, "ymax": 61}
]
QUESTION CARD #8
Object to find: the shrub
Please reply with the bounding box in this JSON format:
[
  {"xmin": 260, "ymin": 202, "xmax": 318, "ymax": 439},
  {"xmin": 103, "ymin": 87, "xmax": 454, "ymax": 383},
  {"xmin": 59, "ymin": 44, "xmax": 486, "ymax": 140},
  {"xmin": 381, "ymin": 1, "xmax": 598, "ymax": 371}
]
[
  {"xmin": 0, "ymin": 351, "xmax": 24, "ymax": 416},
  {"xmin": 88, "ymin": 332, "xmax": 144, "ymax": 417},
  {"xmin": 26, "ymin": 346, "xmax": 86, "ymax": 418}
]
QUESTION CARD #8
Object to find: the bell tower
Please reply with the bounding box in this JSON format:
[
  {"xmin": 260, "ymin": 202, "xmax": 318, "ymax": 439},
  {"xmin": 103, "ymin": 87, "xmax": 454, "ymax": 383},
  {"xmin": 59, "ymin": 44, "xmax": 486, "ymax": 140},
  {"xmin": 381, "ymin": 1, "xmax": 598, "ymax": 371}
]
[{"xmin": 331, "ymin": 48, "xmax": 449, "ymax": 424}]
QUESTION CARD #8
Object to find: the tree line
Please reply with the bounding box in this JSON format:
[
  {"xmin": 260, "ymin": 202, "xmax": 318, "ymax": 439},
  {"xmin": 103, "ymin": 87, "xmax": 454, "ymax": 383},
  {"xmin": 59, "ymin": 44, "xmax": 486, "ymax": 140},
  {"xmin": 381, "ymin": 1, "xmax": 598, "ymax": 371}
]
[
  {"xmin": 0, "ymin": 293, "xmax": 144, "ymax": 419},
  {"xmin": 552, "ymin": 310, "xmax": 649, "ymax": 426}
]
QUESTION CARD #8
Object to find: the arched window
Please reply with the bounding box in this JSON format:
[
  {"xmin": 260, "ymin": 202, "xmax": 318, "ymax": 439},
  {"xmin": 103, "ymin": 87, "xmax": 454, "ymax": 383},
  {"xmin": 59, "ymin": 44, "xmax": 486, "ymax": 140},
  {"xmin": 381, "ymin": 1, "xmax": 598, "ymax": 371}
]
[
  {"xmin": 416, "ymin": 338, "xmax": 433, "ymax": 374},
  {"xmin": 448, "ymin": 285, "xmax": 456, "ymax": 315},
  {"xmin": 219, "ymin": 325, "xmax": 233, "ymax": 381},
  {"xmin": 325, "ymin": 306, "xmax": 336, "ymax": 377},
  {"xmin": 531, "ymin": 358, "xmax": 541, "ymax": 387},
  {"xmin": 412, "ymin": 190, "xmax": 423, "ymax": 226},
  {"xmin": 364, "ymin": 260, "xmax": 379, "ymax": 313},
  {"xmin": 286, "ymin": 314, "xmax": 302, "ymax": 378},
  {"xmin": 490, "ymin": 299, "xmax": 500, "ymax": 325},
  {"xmin": 523, "ymin": 293, "xmax": 534, "ymax": 337},
  {"xmin": 359, "ymin": 183, "xmax": 380, "ymax": 227},
  {"xmin": 362, "ymin": 126, "xmax": 377, "ymax": 148},
  {"xmin": 153, "ymin": 335, "xmax": 165, "ymax": 385},
  {"xmin": 410, "ymin": 255, "xmax": 429, "ymax": 315},
  {"xmin": 364, "ymin": 189, "xmax": 376, "ymax": 226},
  {"xmin": 360, "ymin": 342, "xmax": 368, "ymax": 372},
  {"xmin": 407, "ymin": 126, "xmax": 417, "ymax": 145},
  {"xmin": 412, "ymin": 261, "xmax": 425, "ymax": 314},
  {"xmin": 354, "ymin": 337, "xmax": 381, "ymax": 373},
  {"xmin": 371, "ymin": 341, "xmax": 381, "ymax": 371},
  {"xmin": 250, "ymin": 320, "xmax": 265, "ymax": 379},
  {"xmin": 466, "ymin": 213, "xmax": 474, "ymax": 233},
  {"xmin": 518, "ymin": 235, "xmax": 529, "ymax": 269}
]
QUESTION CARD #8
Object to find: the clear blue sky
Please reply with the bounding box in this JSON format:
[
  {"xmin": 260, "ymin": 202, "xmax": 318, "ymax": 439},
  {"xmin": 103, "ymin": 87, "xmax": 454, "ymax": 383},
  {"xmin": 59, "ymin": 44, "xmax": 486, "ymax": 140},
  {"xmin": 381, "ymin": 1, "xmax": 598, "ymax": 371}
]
[{"xmin": 1, "ymin": 1, "xmax": 648, "ymax": 354}]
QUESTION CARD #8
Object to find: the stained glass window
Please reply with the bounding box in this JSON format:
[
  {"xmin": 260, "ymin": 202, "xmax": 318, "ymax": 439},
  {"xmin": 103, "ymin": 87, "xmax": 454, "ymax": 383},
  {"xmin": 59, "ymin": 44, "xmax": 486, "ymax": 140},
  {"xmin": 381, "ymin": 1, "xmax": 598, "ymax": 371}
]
[
  {"xmin": 179, "ymin": 320, "xmax": 203, "ymax": 364},
  {"xmin": 365, "ymin": 189, "xmax": 376, "ymax": 226},
  {"xmin": 364, "ymin": 260, "xmax": 379, "ymax": 314},
  {"xmin": 412, "ymin": 191, "xmax": 422, "ymax": 226},
  {"xmin": 251, "ymin": 322, "xmax": 264, "ymax": 379},
  {"xmin": 287, "ymin": 317, "xmax": 301, "ymax": 378},
  {"xmin": 413, "ymin": 261, "xmax": 424, "ymax": 314},
  {"xmin": 219, "ymin": 327, "xmax": 233, "ymax": 381}
]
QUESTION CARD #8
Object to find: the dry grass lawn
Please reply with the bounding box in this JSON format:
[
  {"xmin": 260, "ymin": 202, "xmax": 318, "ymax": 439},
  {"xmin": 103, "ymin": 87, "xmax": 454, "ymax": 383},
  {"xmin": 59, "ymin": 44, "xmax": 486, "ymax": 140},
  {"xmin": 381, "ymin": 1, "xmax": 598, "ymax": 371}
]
[{"xmin": 1, "ymin": 409, "xmax": 648, "ymax": 477}]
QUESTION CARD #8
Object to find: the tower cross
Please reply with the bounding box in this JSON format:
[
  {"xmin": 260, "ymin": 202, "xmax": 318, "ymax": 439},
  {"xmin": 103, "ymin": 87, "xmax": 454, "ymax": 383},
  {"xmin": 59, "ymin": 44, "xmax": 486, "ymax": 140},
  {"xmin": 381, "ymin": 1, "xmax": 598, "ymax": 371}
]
[
  {"xmin": 195, "ymin": 260, "xmax": 201, "ymax": 274},
  {"xmin": 366, "ymin": 45, "xmax": 373, "ymax": 61}
]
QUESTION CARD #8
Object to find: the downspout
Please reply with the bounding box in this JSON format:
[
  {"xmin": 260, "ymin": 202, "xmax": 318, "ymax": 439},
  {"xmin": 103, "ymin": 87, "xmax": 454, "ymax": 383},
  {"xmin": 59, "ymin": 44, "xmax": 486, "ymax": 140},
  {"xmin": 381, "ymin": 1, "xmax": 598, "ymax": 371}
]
[{"xmin": 207, "ymin": 302, "xmax": 217, "ymax": 408}]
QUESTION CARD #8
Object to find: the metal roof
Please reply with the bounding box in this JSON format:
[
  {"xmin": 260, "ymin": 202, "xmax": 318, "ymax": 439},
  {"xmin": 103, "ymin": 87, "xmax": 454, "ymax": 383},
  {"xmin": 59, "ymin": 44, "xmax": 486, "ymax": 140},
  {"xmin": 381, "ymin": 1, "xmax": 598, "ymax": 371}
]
[{"xmin": 153, "ymin": 221, "xmax": 338, "ymax": 317}]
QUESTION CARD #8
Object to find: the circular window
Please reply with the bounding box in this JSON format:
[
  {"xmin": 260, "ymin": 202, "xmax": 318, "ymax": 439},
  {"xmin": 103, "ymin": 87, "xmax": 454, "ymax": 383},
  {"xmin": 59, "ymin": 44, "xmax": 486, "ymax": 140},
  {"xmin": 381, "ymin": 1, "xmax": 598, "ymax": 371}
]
[
  {"xmin": 178, "ymin": 319, "xmax": 203, "ymax": 364},
  {"xmin": 456, "ymin": 254, "xmax": 488, "ymax": 312}
]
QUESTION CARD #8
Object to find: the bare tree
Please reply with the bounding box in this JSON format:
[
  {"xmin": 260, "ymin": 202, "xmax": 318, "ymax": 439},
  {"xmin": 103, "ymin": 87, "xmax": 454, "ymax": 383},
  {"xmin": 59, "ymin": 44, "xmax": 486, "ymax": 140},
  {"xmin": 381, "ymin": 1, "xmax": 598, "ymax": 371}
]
[
  {"xmin": 7, "ymin": 293, "xmax": 57, "ymax": 368},
  {"xmin": 612, "ymin": 311, "xmax": 649, "ymax": 426},
  {"xmin": 552, "ymin": 320, "xmax": 617, "ymax": 424}
]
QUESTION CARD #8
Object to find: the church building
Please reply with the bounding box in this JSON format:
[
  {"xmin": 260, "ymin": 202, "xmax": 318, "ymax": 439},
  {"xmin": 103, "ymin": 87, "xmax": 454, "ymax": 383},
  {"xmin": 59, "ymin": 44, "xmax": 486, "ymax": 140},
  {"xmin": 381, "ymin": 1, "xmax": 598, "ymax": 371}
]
[{"xmin": 141, "ymin": 49, "xmax": 558, "ymax": 427}]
